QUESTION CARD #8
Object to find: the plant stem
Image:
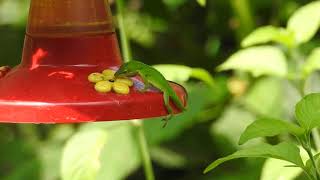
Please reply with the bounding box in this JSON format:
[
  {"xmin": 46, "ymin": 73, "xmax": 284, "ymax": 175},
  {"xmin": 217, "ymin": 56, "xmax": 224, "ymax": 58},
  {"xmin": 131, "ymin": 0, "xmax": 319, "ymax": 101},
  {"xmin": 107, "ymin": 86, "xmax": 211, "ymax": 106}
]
[
  {"xmin": 289, "ymin": 48, "xmax": 320, "ymax": 179},
  {"xmin": 17, "ymin": 124, "xmax": 40, "ymax": 147},
  {"xmin": 115, "ymin": 1, "xmax": 155, "ymax": 180},
  {"xmin": 298, "ymin": 78, "xmax": 320, "ymax": 151},
  {"xmin": 305, "ymin": 146, "xmax": 320, "ymax": 180},
  {"xmin": 229, "ymin": 0, "xmax": 255, "ymax": 39},
  {"xmin": 132, "ymin": 121, "xmax": 155, "ymax": 180},
  {"xmin": 116, "ymin": 0, "xmax": 132, "ymax": 62}
]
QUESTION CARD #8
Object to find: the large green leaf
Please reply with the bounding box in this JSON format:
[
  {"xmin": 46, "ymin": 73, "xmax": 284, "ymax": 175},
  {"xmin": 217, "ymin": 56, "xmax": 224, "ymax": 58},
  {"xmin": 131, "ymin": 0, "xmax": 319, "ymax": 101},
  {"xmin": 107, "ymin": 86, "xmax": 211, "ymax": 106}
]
[
  {"xmin": 303, "ymin": 48, "xmax": 320, "ymax": 77},
  {"xmin": 239, "ymin": 118, "xmax": 304, "ymax": 145},
  {"xmin": 218, "ymin": 46, "xmax": 288, "ymax": 77},
  {"xmin": 61, "ymin": 129, "xmax": 108, "ymax": 180},
  {"xmin": 287, "ymin": 1, "xmax": 320, "ymax": 44},
  {"xmin": 204, "ymin": 142, "xmax": 304, "ymax": 173},
  {"xmin": 295, "ymin": 93, "xmax": 320, "ymax": 132},
  {"xmin": 211, "ymin": 105, "xmax": 257, "ymax": 147},
  {"xmin": 241, "ymin": 26, "xmax": 294, "ymax": 48},
  {"xmin": 153, "ymin": 65, "xmax": 192, "ymax": 83},
  {"xmin": 153, "ymin": 65, "xmax": 214, "ymax": 87},
  {"xmin": 96, "ymin": 123, "xmax": 140, "ymax": 180},
  {"xmin": 78, "ymin": 121, "xmax": 141, "ymax": 180},
  {"xmin": 244, "ymin": 77, "xmax": 283, "ymax": 118}
]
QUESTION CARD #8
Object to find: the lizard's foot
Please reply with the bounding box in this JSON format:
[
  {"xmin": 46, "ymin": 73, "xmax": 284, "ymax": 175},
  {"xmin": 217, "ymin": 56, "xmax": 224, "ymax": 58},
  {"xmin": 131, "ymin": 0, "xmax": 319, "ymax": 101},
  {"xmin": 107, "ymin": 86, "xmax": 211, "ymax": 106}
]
[
  {"xmin": 138, "ymin": 88, "xmax": 148, "ymax": 93},
  {"xmin": 161, "ymin": 114, "xmax": 173, "ymax": 128},
  {"xmin": 137, "ymin": 84, "xmax": 150, "ymax": 93}
]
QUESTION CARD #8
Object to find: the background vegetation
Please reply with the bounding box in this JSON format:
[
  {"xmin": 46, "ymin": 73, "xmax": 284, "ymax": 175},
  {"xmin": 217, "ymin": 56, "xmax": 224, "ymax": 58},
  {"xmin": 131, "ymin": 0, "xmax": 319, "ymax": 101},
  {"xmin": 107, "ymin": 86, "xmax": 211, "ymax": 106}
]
[{"xmin": 0, "ymin": 0, "xmax": 319, "ymax": 179}]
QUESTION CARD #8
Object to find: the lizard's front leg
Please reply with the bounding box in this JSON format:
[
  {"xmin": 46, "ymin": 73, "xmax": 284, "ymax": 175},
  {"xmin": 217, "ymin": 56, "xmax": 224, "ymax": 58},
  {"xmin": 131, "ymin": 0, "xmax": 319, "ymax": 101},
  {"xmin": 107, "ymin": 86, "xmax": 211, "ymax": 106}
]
[
  {"xmin": 138, "ymin": 74, "xmax": 151, "ymax": 93},
  {"xmin": 162, "ymin": 92, "xmax": 173, "ymax": 127}
]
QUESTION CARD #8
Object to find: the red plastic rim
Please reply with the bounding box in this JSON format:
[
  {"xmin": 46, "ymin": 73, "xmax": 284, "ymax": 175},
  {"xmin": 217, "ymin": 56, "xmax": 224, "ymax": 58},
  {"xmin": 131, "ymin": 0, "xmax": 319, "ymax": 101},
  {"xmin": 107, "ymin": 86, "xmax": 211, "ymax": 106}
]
[{"xmin": 0, "ymin": 64, "xmax": 187, "ymax": 123}]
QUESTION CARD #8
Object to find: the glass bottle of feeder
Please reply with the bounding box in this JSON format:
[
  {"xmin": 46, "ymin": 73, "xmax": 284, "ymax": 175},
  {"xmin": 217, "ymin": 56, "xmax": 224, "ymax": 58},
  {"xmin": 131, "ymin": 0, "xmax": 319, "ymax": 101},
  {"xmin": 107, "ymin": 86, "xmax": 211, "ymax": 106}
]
[{"xmin": 0, "ymin": 0, "xmax": 187, "ymax": 123}]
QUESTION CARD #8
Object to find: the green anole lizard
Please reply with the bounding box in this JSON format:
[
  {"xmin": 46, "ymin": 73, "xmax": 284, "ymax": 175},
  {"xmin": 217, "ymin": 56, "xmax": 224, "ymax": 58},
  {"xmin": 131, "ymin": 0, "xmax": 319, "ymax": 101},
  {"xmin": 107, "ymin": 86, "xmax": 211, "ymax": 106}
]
[{"xmin": 115, "ymin": 60, "xmax": 186, "ymax": 127}]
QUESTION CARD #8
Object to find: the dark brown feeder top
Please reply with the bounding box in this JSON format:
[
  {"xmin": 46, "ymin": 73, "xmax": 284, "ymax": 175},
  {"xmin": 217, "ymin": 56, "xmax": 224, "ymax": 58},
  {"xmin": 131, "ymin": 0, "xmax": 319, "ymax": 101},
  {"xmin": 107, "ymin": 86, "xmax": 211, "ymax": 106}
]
[{"xmin": 0, "ymin": 0, "xmax": 187, "ymax": 123}]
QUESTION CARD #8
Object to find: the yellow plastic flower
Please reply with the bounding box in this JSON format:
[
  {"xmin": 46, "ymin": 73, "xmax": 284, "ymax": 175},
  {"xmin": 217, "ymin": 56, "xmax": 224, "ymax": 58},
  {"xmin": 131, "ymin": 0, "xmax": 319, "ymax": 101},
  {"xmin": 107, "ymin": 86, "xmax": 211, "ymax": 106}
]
[{"xmin": 88, "ymin": 69, "xmax": 133, "ymax": 95}]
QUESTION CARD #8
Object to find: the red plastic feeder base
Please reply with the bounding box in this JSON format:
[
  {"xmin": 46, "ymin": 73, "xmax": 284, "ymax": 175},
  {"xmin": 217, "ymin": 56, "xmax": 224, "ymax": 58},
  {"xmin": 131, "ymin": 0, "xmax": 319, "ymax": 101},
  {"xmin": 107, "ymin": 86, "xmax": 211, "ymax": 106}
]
[{"xmin": 0, "ymin": 64, "xmax": 187, "ymax": 123}]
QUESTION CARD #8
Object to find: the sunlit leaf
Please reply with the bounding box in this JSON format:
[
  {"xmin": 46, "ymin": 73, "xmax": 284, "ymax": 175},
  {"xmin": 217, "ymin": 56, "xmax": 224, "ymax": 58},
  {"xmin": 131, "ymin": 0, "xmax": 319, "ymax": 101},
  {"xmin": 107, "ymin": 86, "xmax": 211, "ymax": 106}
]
[
  {"xmin": 305, "ymin": 153, "xmax": 320, "ymax": 177},
  {"xmin": 96, "ymin": 123, "xmax": 140, "ymax": 180},
  {"xmin": 241, "ymin": 26, "xmax": 294, "ymax": 48},
  {"xmin": 261, "ymin": 158, "xmax": 303, "ymax": 180},
  {"xmin": 239, "ymin": 118, "xmax": 304, "ymax": 145},
  {"xmin": 191, "ymin": 68, "xmax": 215, "ymax": 87},
  {"xmin": 197, "ymin": 0, "xmax": 206, "ymax": 7},
  {"xmin": 150, "ymin": 147, "xmax": 187, "ymax": 168},
  {"xmin": 153, "ymin": 65, "xmax": 192, "ymax": 83},
  {"xmin": 211, "ymin": 105, "xmax": 258, "ymax": 147},
  {"xmin": 61, "ymin": 129, "xmax": 108, "ymax": 180},
  {"xmin": 154, "ymin": 65, "xmax": 214, "ymax": 87},
  {"xmin": 262, "ymin": 147, "xmax": 309, "ymax": 180},
  {"xmin": 80, "ymin": 121, "xmax": 141, "ymax": 180},
  {"xmin": 204, "ymin": 142, "xmax": 304, "ymax": 173},
  {"xmin": 287, "ymin": 1, "xmax": 320, "ymax": 44},
  {"xmin": 0, "ymin": 0, "xmax": 29, "ymax": 26},
  {"xmin": 295, "ymin": 93, "xmax": 320, "ymax": 132},
  {"xmin": 244, "ymin": 77, "xmax": 283, "ymax": 118},
  {"xmin": 218, "ymin": 46, "xmax": 288, "ymax": 77},
  {"xmin": 303, "ymin": 48, "xmax": 320, "ymax": 77}
]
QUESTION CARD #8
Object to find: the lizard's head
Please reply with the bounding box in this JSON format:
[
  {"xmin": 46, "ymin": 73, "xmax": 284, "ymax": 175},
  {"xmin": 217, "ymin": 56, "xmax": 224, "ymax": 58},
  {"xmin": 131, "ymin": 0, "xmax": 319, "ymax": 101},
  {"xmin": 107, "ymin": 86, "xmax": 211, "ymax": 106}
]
[{"xmin": 115, "ymin": 61, "xmax": 140, "ymax": 78}]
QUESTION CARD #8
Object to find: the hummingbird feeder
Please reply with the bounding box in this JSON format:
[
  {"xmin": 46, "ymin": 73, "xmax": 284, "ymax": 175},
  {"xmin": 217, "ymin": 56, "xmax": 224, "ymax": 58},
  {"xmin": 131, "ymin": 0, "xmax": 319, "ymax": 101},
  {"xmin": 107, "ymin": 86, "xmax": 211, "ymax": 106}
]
[{"xmin": 0, "ymin": 0, "xmax": 187, "ymax": 123}]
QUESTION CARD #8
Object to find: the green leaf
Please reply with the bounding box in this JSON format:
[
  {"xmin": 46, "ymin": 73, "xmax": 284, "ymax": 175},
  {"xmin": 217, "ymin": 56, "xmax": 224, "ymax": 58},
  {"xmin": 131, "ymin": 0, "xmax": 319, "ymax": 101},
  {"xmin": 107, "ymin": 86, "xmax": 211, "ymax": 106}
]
[
  {"xmin": 295, "ymin": 93, "xmax": 320, "ymax": 131},
  {"xmin": 241, "ymin": 26, "xmax": 294, "ymax": 48},
  {"xmin": 150, "ymin": 147, "xmax": 187, "ymax": 168},
  {"xmin": 190, "ymin": 68, "xmax": 215, "ymax": 87},
  {"xmin": 218, "ymin": 46, "xmax": 288, "ymax": 77},
  {"xmin": 261, "ymin": 147, "xmax": 309, "ymax": 180},
  {"xmin": 303, "ymin": 48, "xmax": 320, "ymax": 77},
  {"xmin": 78, "ymin": 121, "xmax": 141, "ymax": 180},
  {"xmin": 261, "ymin": 158, "xmax": 303, "ymax": 180},
  {"xmin": 96, "ymin": 123, "xmax": 140, "ymax": 180},
  {"xmin": 153, "ymin": 65, "xmax": 214, "ymax": 87},
  {"xmin": 287, "ymin": 1, "xmax": 320, "ymax": 44},
  {"xmin": 153, "ymin": 65, "xmax": 192, "ymax": 83},
  {"xmin": 204, "ymin": 142, "xmax": 304, "ymax": 173},
  {"xmin": 239, "ymin": 118, "xmax": 304, "ymax": 145},
  {"xmin": 211, "ymin": 105, "xmax": 258, "ymax": 147},
  {"xmin": 61, "ymin": 129, "xmax": 108, "ymax": 180},
  {"xmin": 244, "ymin": 77, "xmax": 283, "ymax": 118},
  {"xmin": 305, "ymin": 153, "xmax": 320, "ymax": 176},
  {"xmin": 197, "ymin": 0, "xmax": 206, "ymax": 7}
]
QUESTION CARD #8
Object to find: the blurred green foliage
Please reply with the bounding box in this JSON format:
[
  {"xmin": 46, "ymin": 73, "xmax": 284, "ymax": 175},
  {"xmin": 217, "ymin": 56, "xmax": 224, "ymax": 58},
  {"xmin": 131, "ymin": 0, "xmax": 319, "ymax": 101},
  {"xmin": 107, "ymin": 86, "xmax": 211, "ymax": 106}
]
[{"xmin": 0, "ymin": 0, "xmax": 319, "ymax": 180}]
